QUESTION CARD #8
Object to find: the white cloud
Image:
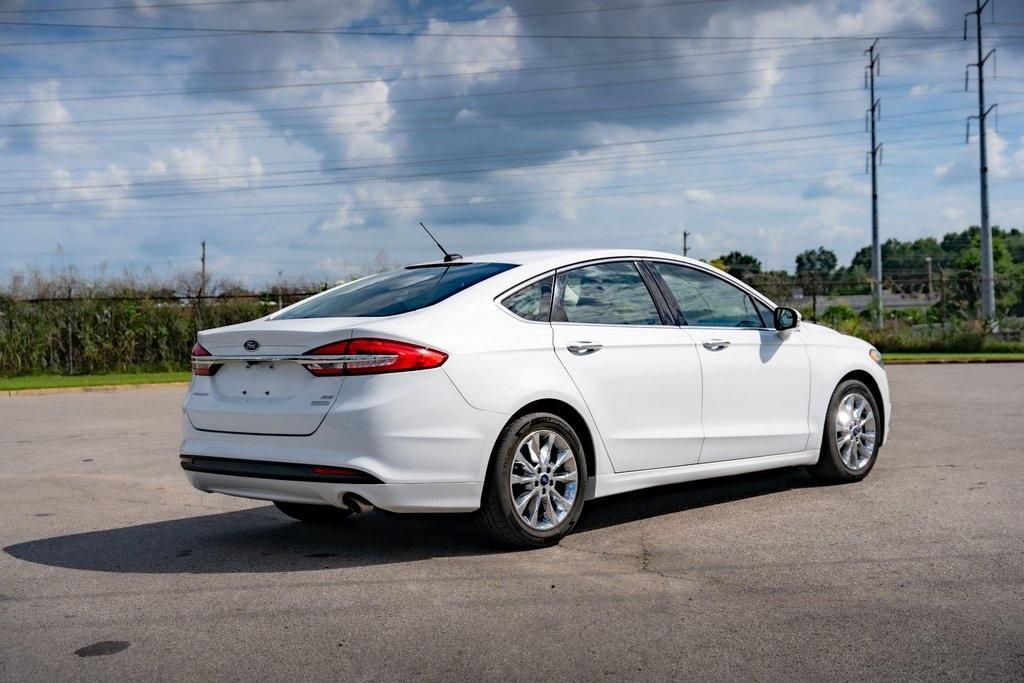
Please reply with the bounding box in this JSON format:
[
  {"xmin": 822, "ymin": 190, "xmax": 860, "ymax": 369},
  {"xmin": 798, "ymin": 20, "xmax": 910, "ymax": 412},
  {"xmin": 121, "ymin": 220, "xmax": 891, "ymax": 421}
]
[
  {"xmin": 684, "ymin": 188, "xmax": 715, "ymax": 204},
  {"xmin": 148, "ymin": 126, "xmax": 264, "ymax": 189},
  {"xmin": 44, "ymin": 165, "xmax": 133, "ymax": 214},
  {"xmin": 942, "ymin": 206, "xmax": 966, "ymax": 224},
  {"xmin": 0, "ymin": 80, "xmax": 86, "ymax": 153}
]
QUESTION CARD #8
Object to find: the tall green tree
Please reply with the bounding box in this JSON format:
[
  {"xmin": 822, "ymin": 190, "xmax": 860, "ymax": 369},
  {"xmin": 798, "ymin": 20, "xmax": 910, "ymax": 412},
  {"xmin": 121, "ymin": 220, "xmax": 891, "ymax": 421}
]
[
  {"xmin": 795, "ymin": 247, "xmax": 837, "ymax": 322},
  {"xmin": 717, "ymin": 251, "xmax": 762, "ymax": 283}
]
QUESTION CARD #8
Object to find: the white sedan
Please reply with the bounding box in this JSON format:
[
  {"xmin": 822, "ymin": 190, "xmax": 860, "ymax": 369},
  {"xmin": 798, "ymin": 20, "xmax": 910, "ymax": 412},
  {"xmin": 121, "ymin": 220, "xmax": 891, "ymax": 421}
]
[{"xmin": 181, "ymin": 249, "xmax": 890, "ymax": 547}]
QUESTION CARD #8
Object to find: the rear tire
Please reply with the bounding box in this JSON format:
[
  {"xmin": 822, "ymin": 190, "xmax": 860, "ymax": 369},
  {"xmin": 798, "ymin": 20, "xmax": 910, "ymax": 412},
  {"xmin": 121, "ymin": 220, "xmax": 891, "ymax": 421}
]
[
  {"xmin": 808, "ymin": 379, "xmax": 882, "ymax": 483},
  {"xmin": 477, "ymin": 412, "xmax": 588, "ymax": 548},
  {"xmin": 273, "ymin": 501, "xmax": 353, "ymax": 524}
]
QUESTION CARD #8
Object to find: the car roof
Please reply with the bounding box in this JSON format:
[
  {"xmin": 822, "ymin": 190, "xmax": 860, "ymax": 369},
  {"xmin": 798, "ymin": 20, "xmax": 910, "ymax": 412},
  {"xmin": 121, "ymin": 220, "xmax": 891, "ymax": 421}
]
[{"xmin": 411, "ymin": 248, "xmax": 705, "ymax": 270}]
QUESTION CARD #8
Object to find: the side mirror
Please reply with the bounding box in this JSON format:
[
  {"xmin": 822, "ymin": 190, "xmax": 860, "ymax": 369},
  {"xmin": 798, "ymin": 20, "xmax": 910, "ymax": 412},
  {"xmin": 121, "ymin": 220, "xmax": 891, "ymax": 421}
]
[{"xmin": 773, "ymin": 306, "xmax": 800, "ymax": 331}]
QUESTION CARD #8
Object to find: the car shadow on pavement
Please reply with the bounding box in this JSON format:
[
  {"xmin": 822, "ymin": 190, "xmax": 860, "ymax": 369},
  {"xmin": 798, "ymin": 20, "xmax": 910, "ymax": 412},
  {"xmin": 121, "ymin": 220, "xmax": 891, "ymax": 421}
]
[{"xmin": 4, "ymin": 467, "xmax": 813, "ymax": 574}]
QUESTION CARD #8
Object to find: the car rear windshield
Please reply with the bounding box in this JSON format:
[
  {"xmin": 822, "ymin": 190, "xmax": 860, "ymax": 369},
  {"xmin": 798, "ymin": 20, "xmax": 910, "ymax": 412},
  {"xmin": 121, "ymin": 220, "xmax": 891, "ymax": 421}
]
[{"xmin": 274, "ymin": 262, "xmax": 516, "ymax": 319}]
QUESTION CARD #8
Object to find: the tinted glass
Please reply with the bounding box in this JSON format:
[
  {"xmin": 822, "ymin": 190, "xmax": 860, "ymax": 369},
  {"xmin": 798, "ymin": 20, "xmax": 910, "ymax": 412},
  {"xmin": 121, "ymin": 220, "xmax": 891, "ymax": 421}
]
[
  {"xmin": 651, "ymin": 262, "xmax": 763, "ymax": 328},
  {"xmin": 276, "ymin": 262, "xmax": 515, "ymax": 319},
  {"xmin": 752, "ymin": 298, "xmax": 775, "ymax": 327},
  {"xmin": 556, "ymin": 262, "xmax": 661, "ymax": 326},
  {"xmin": 501, "ymin": 276, "xmax": 553, "ymax": 322}
]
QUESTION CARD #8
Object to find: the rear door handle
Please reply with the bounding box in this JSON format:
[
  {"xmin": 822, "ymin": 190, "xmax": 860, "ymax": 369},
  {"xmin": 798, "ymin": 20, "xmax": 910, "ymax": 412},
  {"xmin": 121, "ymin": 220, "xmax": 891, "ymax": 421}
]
[
  {"xmin": 567, "ymin": 341, "xmax": 603, "ymax": 355},
  {"xmin": 702, "ymin": 339, "xmax": 731, "ymax": 351}
]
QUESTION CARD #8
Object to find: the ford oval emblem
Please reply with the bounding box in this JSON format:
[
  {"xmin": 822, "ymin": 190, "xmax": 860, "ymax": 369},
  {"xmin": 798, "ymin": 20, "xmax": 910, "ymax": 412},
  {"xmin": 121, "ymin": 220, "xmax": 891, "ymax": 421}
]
[{"xmin": 243, "ymin": 339, "xmax": 260, "ymax": 352}]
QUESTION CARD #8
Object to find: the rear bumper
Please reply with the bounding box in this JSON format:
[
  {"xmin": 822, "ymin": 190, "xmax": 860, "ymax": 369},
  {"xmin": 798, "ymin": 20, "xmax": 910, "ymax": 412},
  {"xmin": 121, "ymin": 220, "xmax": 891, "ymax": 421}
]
[
  {"xmin": 180, "ymin": 368, "xmax": 507, "ymax": 512},
  {"xmin": 185, "ymin": 470, "xmax": 482, "ymax": 513}
]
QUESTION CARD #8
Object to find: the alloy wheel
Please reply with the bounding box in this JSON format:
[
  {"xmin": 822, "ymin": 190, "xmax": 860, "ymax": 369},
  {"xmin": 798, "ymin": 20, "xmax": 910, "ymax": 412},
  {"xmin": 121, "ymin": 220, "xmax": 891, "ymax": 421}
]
[
  {"xmin": 835, "ymin": 392, "xmax": 876, "ymax": 471},
  {"xmin": 508, "ymin": 429, "xmax": 579, "ymax": 531}
]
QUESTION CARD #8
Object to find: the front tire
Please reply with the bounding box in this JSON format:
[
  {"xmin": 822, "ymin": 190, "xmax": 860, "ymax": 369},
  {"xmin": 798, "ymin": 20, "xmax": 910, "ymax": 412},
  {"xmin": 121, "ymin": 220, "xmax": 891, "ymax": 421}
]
[
  {"xmin": 808, "ymin": 379, "xmax": 882, "ymax": 483},
  {"xmin": 478, "ymin": 413, "xmax": 588, "ymax": 548},
  {"xmin": 273, "ymin": 501, "xmax": 353, "ymax": 524}
]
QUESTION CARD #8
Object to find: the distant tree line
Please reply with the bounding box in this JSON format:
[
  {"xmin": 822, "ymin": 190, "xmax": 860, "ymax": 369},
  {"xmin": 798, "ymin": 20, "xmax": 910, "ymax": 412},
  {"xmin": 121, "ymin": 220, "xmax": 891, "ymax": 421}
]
[
  {"xmin": 707, "ymin": 226, "xmax": 1024, "ymax": 323},
  {"xmin": 1, "ymin": 231, "xmax": 1023, "ymax": 377}
]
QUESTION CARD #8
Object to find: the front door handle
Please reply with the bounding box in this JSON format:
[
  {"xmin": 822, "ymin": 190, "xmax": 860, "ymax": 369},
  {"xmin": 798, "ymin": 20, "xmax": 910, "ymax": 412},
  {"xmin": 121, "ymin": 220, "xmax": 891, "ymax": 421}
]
[
  {"xmin": 702, "ymin": 339, "xmax": 731, "ymax": 351},
  {"xmin": 567, "ymin": 341, "xmax": 603, "ymax": 355}
]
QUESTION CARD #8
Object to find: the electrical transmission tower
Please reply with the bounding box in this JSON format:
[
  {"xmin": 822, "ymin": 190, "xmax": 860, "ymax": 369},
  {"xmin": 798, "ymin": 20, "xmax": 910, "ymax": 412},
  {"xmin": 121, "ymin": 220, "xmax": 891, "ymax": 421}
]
[
  {"xmin": 865, "ymin": 39, "xmax": 883, "ymax": 330},
  {"xmin": 965, "ymin": 0, "xmax": 997, "ymax": 325}
]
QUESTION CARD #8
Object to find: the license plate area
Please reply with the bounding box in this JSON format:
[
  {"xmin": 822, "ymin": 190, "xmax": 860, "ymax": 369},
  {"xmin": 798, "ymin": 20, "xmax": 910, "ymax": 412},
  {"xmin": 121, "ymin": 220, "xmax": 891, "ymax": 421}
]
[{"xmin": 212, "ymin": 361, "xmax": 312, "ymax": 401}]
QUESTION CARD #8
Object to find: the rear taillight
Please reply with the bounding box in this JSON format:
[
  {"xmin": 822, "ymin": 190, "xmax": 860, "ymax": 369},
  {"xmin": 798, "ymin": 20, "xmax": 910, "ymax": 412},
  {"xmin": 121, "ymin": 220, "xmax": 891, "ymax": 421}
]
[
  {"xmin": 303, "ymin": 338, "xmax": 447, "ymax": 377},
  {"xmin": 191, "ymin": 342, "xmax": 221, "ymax": 376}
]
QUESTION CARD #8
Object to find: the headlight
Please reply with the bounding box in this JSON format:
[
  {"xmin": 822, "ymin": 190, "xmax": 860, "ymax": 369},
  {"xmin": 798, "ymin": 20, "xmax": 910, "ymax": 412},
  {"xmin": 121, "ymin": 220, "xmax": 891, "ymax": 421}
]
[{"xmin": 869, "ymin": 348, "xmax": 884, "ymax": 367}]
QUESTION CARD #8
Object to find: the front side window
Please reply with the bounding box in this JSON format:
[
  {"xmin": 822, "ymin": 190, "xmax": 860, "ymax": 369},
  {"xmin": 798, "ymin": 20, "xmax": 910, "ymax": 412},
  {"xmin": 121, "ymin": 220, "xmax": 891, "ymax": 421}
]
[
  {"xmin": 752, "ymin": 298, "xmax": 775, "ymax": 328},
  {"xmin": 650, "ymin": 262, "xmax": 764, "ymax": 328},
  {"xmin": 554, "ymin": 262, "xmax": 661, "ymax": 326},
  {"xmin": 275, "ymin": 262, "xmax": 515, "ymax": 319},
  {"xmin": 501, "ymin": 276, "xmax": 553, "ymax": 322}
]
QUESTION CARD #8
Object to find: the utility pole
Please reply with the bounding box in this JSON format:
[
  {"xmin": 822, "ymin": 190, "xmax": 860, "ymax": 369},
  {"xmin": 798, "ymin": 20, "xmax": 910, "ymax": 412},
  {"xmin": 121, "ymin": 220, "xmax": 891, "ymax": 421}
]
[
  {"xmin": 865, "ymin": 39, "xmax": 883, "ymax": 330},
  {"xmin": 682, "ymin": 231, "xmax": 691, "ymax": 258},
  {"xmin": 198, "ymin": 240, "xmax": 207, "ymax": 329},
  {"xmin": 925, "ymin": 256, "xmax": 934, "ymax": 303},
  {"xmin": 200, "ymin": 241, "xmax": 207, "ymax": 291},
  {"xmin": 965, "ymin": 0, "xmax": 997, "ymax": 326}
]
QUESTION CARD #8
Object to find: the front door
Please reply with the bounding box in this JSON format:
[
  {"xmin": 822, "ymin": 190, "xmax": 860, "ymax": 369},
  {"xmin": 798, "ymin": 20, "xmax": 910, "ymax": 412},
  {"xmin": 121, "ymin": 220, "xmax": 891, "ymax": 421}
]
[
  {"xmin": 646, "ymin": 261, "xmax": 811, "ymax": 462},
  {"xmin": 550, "ymin": 261, "xmax": 703, "ymax": 472}
]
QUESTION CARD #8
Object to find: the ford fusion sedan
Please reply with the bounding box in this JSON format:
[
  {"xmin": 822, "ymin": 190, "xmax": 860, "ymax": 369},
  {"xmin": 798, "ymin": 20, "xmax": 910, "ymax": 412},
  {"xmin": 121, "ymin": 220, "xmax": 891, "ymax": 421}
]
[{"xmin": 181, "ymin": 249, "xmax": 890, "ymax": 547}]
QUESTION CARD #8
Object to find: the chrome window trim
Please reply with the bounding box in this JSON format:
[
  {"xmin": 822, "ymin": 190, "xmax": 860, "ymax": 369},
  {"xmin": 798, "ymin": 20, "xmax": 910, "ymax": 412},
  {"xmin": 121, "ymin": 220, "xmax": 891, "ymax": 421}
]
[
  {"xmin": 490, "ymin": 255, "xmax": 786, "ymax": 332},
  {"xmin": 642, "ymin": 258, "xmax": 780, "ymax": 332},
  {"xmin": 550, "ymin": 259, "xmax": 667, "ymax": 328},
  {"xmin": 494, "ymin": 272, "xmax": 556, "ymax": 325}
]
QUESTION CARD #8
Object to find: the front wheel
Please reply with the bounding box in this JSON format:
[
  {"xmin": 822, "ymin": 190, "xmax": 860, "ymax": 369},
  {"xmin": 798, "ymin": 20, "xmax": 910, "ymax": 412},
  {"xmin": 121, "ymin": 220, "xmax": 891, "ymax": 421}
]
[
  {"xmin": 808, "ymin": 379, "xmax": 882, "ymax": 483},
  {"xmin": 477, "ymin": 413, "xmax": 588, "ymax": 548}
]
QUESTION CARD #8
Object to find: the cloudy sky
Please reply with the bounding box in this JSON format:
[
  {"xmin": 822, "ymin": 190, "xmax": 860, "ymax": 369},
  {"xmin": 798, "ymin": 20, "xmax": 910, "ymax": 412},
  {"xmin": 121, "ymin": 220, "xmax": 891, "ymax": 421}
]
[{"xmin": 1, "ymin": 0, "xmax": 1023, "ymax": 284}]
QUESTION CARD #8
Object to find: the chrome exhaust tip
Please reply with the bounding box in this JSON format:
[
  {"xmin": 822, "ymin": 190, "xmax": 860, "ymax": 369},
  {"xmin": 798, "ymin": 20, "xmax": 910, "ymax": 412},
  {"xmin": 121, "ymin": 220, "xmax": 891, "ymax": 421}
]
[{"xmin": 341, "ymin": 492, "xmax": 374, "ymax": 514}]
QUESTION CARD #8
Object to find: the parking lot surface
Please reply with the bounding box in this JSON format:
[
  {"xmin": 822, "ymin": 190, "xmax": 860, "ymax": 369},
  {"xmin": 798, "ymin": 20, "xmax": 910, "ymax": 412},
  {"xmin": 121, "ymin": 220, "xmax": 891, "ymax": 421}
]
[{"xmin": 1, "ymin": 365, "xmax": 1022, "ymax": 680}]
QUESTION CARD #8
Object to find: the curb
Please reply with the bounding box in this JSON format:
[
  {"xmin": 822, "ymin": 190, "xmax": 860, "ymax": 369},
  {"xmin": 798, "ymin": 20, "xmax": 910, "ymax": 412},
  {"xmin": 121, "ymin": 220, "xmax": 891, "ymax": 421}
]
[{"xmin": 2, "ymin": 381, "xmax": 190, "ymax": 398}]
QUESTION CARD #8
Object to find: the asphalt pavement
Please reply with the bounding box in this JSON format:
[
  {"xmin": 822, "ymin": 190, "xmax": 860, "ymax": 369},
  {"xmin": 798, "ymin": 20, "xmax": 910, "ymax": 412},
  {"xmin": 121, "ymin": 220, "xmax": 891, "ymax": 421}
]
[{"xmin": 1, "ymin": 365, "xmax": 1022, "ymax": 681}]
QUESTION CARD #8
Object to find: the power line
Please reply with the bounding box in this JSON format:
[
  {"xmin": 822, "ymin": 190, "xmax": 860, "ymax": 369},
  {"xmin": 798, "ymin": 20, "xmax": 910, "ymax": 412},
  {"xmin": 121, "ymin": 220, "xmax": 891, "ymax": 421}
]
[
  {"xmin": 12, "ymin": 88, "xmax": 997, "ymax": 148},
  {"xmin": 0, "ymin": 18, "xmax": 978, "ymax": 48},
  {"xmin": 0, "ymin": 0, "xmax": 725, "ymax": 19},
  {"xmin": 9, "ymin": 96, "xmax": 1021, "ymax": 196},
  {"xmin": 0, "ymin": 128, "xmax": 960, "ymax": 184},
  {"xmin": 0, "ymin": 109, "xmax": 963, "ymax": 198},
  {"xmin": 3, "ymin": 35, "xmax": 990, "ymax": 83},
  {"xmin": 4, "ymin": 113, "xmax": 1021, "ymax": 212},
  {"xmin": 0, "ymin": 0, "xmax": 294, "ymax": 12},
  {"xmin": 0, "ymin": 51, "xmax": 949, "ymax": 105}
]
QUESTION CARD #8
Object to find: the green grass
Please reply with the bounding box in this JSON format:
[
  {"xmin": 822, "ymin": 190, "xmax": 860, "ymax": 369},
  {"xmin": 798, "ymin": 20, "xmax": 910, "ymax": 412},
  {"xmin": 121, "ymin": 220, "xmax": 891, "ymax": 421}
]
[
  {"xmin": 0, "ymin": 371, "xmax": 191, "ymax": 391},
  {"xmin": 885, "ymin": 352, "xmax": 1024, "ymax": 364}
]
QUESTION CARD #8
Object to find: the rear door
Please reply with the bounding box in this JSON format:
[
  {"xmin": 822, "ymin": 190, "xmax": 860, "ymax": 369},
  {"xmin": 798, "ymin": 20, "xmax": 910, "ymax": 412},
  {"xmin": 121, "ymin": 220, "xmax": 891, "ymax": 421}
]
[
  {"xmin": 550, "ymin": 260, "xmax": 703, "ymax": 472},
  {"xmin": 646, "ymin": 261, "xmax": 811, "ymax": 462}
]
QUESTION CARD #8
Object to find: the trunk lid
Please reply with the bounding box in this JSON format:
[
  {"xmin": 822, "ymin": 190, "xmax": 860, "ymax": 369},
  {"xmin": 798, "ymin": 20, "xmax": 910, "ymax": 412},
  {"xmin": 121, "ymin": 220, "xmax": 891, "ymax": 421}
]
[{"xmin": 186, "ymin": 317, "xmax": 373, "ymax": 436}]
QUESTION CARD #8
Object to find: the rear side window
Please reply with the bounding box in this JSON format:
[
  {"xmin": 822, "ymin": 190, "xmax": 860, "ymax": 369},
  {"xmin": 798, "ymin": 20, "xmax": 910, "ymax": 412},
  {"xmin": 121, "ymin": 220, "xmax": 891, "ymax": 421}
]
[
  {"xmin": 650, "ymin": 262, "xmax": 763, "ymax": 328},
  {"xmin": 501, "ymin": 276, "xmax": 553, "ymax": 322},
  {"xmin": 554, "ymin": 262, "xmax": 661, "ymax": 326},
  {"xmin": 275, "ymin": 262, "xmax": 515, "ymax": 319}
]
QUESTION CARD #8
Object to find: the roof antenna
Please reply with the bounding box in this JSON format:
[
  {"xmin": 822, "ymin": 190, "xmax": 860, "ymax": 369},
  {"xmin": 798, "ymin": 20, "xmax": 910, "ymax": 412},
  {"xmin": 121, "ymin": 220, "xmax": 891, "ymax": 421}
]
[{"xmin": 419, "ymin": 222, "xmax": 462, "ymax": 263}]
